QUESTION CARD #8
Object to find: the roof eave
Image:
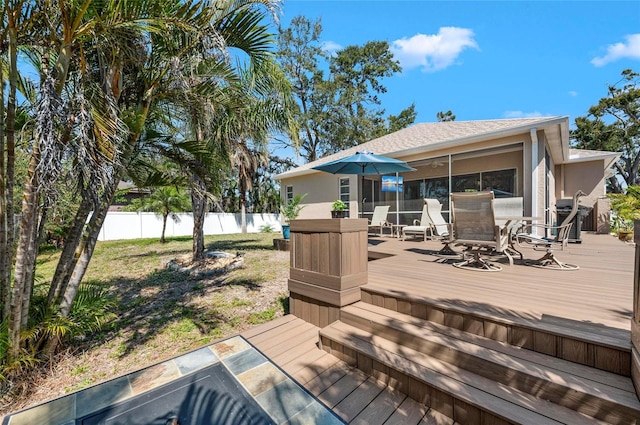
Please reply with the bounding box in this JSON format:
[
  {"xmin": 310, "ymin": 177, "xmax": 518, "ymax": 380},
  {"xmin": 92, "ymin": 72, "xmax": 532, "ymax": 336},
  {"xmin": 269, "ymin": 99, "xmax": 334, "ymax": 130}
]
[
  {"xmin": 276, "ymin": 116, "xmax": 570, "ymax": 180},
  {"xmin": 392, "ymin": 116, "xmax": 570, "ymax": 160}
]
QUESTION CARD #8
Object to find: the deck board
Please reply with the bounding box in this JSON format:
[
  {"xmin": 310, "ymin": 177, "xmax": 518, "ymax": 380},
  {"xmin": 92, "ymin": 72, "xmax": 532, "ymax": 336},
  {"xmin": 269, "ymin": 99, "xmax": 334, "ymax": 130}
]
[
  {"xmin": 367, "ymin": 232, "xmax": 634, "ymax": 330},
  {"xmin": 318, "ymin": 368, "xmax": 370, "ymax": 408},
  {"xmin": 332, "ymin": 376, "xmax": 386, "ymax": 422},
  {"xmin": 351, "ymin": 385, "xmax": 407, "ymax": 425},
  {"xmin": 383, "ymin": 396, "xmax": 429, "ymax": 425}
]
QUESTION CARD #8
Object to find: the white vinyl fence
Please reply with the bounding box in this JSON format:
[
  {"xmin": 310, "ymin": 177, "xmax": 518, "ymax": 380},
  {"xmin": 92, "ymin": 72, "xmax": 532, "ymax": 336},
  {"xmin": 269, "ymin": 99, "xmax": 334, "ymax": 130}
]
[{"xmin": 97, "ymin": 212, "xmax": 282, "ymax": 241}]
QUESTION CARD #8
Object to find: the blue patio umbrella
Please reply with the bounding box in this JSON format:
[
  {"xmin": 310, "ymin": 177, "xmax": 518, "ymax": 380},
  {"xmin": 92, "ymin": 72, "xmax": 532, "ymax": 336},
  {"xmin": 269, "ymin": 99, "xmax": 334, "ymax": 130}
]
[
  {"xmin": 312, "ymin": 151, "xmax": 416, "ymax": 224},
  {"xmin": 311, "ymin": 151, "xmax": 415, "ymax": 175}
]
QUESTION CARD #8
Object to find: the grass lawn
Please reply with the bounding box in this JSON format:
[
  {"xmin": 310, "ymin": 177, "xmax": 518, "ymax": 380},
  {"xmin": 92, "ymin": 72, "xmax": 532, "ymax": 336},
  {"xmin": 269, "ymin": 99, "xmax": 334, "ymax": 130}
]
[{"xmin": 2, "ymin": 232, "xmax": 289, "ymax": 415}]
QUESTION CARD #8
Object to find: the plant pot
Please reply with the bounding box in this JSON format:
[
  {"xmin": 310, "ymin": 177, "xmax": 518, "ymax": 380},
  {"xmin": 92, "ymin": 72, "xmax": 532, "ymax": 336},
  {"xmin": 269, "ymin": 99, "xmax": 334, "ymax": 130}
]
[
  {"xmin": 282, "ymin": 224, "xmax": 291, "ymax": 240},
  {"xmin": 331, "ymin": 210, "xmax": 349, "ymax": 219},
  {"xmin": 618, "ymin": 230, "xmax": 633, "ymax": 241}
]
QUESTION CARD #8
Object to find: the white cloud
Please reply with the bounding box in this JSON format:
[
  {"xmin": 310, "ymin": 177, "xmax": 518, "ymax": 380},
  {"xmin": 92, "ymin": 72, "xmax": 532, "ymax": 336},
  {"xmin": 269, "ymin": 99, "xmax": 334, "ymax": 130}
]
[
  {"xmin": 591, "ymin": 33, "xmax": 640, "ymax": 67},
  {"xmin": 503, "ymin": 110, "xmax": 547, "ymax": 119},
  {"xmin": 391, "ymin": 27, "xmax": 478, "ymax": 72},
  {"xmin": 321, "ymin": 40, "xmax": 342, "ymax": 54},
  {"xmin": 568, "ymin": 91, "xmax": 579, "ymax": 97}
]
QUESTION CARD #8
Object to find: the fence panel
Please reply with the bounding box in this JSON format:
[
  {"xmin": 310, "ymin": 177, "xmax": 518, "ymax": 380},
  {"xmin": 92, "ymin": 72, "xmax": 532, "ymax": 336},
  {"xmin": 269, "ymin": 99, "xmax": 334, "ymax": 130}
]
[{"xmin": 98, "ymin": 212, "xmax": 281, "ymax": 241}]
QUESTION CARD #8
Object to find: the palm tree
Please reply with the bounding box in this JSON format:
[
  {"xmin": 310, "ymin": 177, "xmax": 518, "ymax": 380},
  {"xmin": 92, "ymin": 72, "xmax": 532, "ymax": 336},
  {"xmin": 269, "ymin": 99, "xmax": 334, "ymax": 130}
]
[
  {"xmin": 4, "ymin": 0, "xmax": 217, "ymax": 360},
  {"xmin": 162, "ymin": 6, "xmax": 295, "ymax": 257},
  {"xmin": 129, "ymin": 186, "xmax": 191, "ymax": 243}
]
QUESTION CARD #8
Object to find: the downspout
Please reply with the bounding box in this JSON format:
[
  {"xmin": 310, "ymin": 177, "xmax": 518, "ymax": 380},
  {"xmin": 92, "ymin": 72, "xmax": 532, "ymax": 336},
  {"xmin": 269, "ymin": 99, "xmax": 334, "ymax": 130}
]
[
  {"xmin": 448, "ymin": 154, "xmax": 452, "ymax": 222},
  {"xmin": 530, "ymin": 128, "xmax": 540, "ymax": 229}
]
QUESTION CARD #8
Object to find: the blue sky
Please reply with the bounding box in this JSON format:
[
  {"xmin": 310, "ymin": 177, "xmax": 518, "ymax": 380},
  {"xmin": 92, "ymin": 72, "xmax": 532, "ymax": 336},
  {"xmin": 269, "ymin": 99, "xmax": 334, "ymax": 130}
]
[{"xmin": 277, "ymin": 0, "xmax": 640, "ymax": 126}]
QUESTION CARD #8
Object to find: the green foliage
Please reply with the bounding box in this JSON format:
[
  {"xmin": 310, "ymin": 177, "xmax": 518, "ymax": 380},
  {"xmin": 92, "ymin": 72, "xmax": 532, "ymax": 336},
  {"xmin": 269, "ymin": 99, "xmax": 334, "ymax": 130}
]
[
  {"xmin": 332, "ymin": 199, "xmax": 347, "ymax": 211},
  {"xmin": 127, "ymin": 186, "xmax": 191, "ymax": 242},
  {"xmin": 42, "ymin": 166, "xmax": 81, "ymax": 248},
  {"xmin": 127, "ymin": 186, "xmax": 191, "ymax": 216},
  {"xmin": 437, "ymin": 110, "xmax": 456, "ymax": 122},
  {"xmin": 69, "ymin": 282, "xmax": 118, "ymax": 336},
  {"xmin": 279, "ymin": 193, "xmax": 307, "ymax": 222},
  {"xmin": 0, "ymin": 283, "xmax": 115, "ymax": 380},
  {"xmin": 259, "ymin": 224, "xmax": 275, "ymax": 232},
  {"xmin": 277, "ymin": 16, "xmax": 416, "ymax": 162},
  {"xmin": 571, "ymin": 69, "xmax": 639, "ymax": 192},
  {"xmin": 608, "ymin": 185, "xmax": 640, "ymax": 232}
]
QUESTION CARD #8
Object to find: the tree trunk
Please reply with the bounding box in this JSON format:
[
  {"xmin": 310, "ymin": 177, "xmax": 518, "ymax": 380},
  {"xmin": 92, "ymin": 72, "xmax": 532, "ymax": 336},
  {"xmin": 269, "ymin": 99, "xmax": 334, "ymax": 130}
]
[
  {"xmin": 161, "ymin": 213, "xmax": 168, "ymax": 243},
  {"xmin": 2, "ymin": 25, "xmax": 18, "ymax": 322},
  {"xmin": 0, "ymin": 51, "xmax": 7, "ymax": 322},
  {"xmin": 21, "ymin": 204, "xmax": 40, "ymax": 328},
  {"xmin": 191, "ymin": 182, "xmax": 206, "ymax": 261},
  {"xmin": 241, "ymin": 201, "xmax": 247, "ymax": 233},
  {"xmin": 59, "ymin": 176, "xmax": 119, "ymax": 317},
  {"xmin": 239, "ymin": 180, "xmax": 247, "ymax": 234},
  {"xmin": 48, "ymin": 195, "xmax": 93, "ymax": 305},
  {"xmin": 9, "ymin": 148, "xmax": 40, "ymax": 358}
]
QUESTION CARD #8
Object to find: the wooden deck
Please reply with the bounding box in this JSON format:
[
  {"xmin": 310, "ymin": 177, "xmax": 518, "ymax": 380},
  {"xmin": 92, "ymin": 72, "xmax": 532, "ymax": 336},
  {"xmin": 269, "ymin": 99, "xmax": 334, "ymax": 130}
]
[
  {"xmin": 242, "ymin": 232, "xmax": 637, "ymax": 424},
  {"xmin": 366, "ymin": 231, "xmax": 634, "ymax": 331}
]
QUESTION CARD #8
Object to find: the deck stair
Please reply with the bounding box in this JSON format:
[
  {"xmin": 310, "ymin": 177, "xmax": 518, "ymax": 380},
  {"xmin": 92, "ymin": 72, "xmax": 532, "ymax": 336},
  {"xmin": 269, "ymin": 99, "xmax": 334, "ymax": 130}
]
[{"xmin": 319, "ymin": 301, "xmax": 640, "ymax": 424}]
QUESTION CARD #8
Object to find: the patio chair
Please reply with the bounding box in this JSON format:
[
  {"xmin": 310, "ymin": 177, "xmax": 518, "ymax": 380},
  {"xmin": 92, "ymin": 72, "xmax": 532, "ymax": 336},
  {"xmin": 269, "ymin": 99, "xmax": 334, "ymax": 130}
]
[
  {"xmin": 494, "ymin": 197, "xmax": 525, "ymax": 259},
  {"xmin": 514, "ymin": 190, "xmax": 585, "ymax": 270},
  {"xmin": 424, "ymin": 198, "xmax": 457, "ymax": 255},
  {"xmin": 449, "ymin": 191, "xmax": 512, "ymax": 271},
  {"xmin": 402, "ymin": 204, "xmax": 433, "ymax": 241},
  {"xmin": 425, "ymin": 198, "xmax": 450, "ymax": 239},
  {"xmin": 494, "ymin": 197, "xmax": 524, "ymax": 232},
  {"xmin": 368, "ymin": 205, "xmax": 391, "ymax": 236}
]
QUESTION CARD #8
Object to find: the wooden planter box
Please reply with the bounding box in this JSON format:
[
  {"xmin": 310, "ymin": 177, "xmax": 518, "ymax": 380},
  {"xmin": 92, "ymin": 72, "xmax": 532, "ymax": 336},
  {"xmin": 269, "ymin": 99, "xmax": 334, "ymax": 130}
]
[
  {"xmin": 288, "ymin": 218, "xmax": 368, "ymax": 327},
  {"xmin": 331, "ymin": 210, "xmax": 349, "ymax": 218}
]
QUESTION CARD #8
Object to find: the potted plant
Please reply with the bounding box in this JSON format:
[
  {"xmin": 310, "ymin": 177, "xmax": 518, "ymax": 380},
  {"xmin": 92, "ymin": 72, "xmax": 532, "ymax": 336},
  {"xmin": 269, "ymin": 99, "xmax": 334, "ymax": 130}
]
[
  {"xmin": 608, "ymin": 185, "xmax": 639, "ymax": 241},
  {"xmin": 279, "ymin": 193, "xmax": 306, "ymax": 239},
  {"xmin": 331, "ymin": 199, "xmax": 349, "ymax": 218}
]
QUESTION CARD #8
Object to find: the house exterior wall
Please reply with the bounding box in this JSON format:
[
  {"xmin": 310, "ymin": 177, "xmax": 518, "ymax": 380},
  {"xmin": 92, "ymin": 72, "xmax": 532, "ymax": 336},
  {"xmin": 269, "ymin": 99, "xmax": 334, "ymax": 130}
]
[
  {"xmin": 563, "ymin": 161, "xmax": 607, "ymax": 208},
  {"xmin": 278, "ymin": 126, "xmax": 610, "ymax": 229},
  {"xmin": 281, "ymin": 173, "xmax": 359, "ymax": 219}
]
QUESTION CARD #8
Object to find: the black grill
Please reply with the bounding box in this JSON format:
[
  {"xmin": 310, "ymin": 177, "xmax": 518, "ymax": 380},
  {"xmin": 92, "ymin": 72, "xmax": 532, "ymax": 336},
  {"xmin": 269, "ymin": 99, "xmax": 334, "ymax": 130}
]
[{"xmin": 556, "ymin": 199, "xmax": 591, "ymax": 243}]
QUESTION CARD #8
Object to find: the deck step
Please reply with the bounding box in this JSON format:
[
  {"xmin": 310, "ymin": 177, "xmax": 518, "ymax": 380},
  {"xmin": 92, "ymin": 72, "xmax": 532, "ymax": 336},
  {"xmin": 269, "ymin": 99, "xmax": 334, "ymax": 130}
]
[
  {"xmin": 320, "ymin": 302, "xmax": 640, "ymax": 424},
  {"xmin": 320, "ymin": 320, "xmax": 606, "ymax": 425},
  {"xmin": 360, "ymin": 286, "xmax": 632, "ymax": 377}
]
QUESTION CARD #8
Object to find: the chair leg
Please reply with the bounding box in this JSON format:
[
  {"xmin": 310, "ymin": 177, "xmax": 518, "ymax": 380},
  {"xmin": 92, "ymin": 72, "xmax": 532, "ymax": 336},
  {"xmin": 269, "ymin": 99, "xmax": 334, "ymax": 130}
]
[
  {"xmin": 501, "ymin": 249, "xmax": 513, "ymax": 266},
  {"xmin": 453, "ymin": 250, "xmax": 502, "ymax": 272},
  {"xmin": 435, "ymin": 241, "xmax": 461, "ymax": 258},
  {"xmin": 525, "ymin": 250, "xmax": 579, "ymax": 270}
]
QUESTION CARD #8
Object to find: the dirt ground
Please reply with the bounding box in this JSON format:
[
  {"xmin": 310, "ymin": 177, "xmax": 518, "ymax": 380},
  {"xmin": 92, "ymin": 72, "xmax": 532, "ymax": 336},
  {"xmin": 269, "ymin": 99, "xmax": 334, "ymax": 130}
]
[{"xmin": 0, "ymin": 249, "xmax": 290, "ymax": 417}]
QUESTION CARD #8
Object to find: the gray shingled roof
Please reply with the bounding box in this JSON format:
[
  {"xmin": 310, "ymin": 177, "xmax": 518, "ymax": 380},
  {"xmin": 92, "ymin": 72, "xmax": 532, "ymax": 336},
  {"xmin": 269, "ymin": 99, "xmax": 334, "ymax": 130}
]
[{"xmin": 277, "ymin": 116, "xmax": 568, "ymax": 179}]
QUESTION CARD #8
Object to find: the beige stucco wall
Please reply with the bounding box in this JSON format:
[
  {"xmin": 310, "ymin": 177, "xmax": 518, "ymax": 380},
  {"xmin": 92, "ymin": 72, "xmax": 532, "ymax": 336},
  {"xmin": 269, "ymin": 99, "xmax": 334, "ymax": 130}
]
[
  {"xmin": 562, "ymin": 161, "xmax": 607, "ymax": 209},
  {"xmin": 280, "ymin": 173, "xmax": 360, "ymax": 219},
  {"xmin": 397, "ymin": 133, "xmax": 531, "ymax": 164}
]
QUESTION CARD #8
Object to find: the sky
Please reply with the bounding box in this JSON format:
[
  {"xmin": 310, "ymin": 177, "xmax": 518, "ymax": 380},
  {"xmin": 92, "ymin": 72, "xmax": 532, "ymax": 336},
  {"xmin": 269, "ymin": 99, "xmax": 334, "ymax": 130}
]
[{"xmin": 275, "ymin": 0, "xmax": 640, "ymax": 127}]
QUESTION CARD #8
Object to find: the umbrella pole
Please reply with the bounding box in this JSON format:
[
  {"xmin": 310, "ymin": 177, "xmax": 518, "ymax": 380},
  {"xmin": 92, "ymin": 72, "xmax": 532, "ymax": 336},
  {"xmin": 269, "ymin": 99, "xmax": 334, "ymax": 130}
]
[{"xmin": 395, "ymin": 172, "xmax": 400, "ymax": 225}]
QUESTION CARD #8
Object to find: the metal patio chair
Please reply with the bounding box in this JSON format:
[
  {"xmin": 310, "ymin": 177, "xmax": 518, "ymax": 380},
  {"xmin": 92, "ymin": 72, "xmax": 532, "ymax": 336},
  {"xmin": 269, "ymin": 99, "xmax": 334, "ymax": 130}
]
[
  {"xmin": 450, "ymin": 191, "xmax": 512, "ymax": 271},
  {"xmin": 514, "ymin": 190, "xmax": 586, "ymax": 270}
]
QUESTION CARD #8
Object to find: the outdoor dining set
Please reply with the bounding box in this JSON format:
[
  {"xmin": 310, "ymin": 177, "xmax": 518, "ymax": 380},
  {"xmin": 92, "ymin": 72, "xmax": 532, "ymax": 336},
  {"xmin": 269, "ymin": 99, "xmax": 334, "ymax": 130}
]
[{"xmin": 367, "ymin": 190, "xmax": 586, "ymax": 272}]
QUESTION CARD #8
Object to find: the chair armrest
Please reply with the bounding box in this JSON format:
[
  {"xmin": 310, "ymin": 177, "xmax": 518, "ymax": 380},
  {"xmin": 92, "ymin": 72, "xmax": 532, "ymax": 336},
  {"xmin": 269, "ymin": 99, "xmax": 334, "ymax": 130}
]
[{"xmin": 413, "ymin": 219, "xmax": 420, "ymax": 225}]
